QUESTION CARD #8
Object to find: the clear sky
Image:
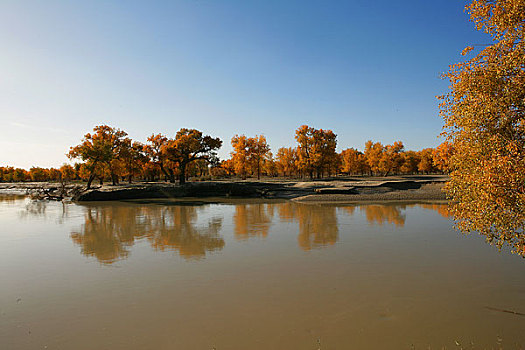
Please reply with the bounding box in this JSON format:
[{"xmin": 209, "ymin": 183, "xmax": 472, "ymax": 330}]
[{"xmin": 0, "ymin": 0, "xmax": 489, "ymax": 169}]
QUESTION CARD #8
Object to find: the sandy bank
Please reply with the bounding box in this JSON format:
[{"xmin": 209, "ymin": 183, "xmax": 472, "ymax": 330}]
[
  {"xmin": 292, "ymin": 183, "xmax": 445, "ymax": 203},
  {"xmin": 0, "ymin": 175, "xmax": 447, "ymax": 203}
]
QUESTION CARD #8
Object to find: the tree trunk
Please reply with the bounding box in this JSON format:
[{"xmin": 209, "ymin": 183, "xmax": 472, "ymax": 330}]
[
  {"xmin": 179, "ymin": 162, "xmax": 187, "ymax": 184},
  {"xmin": 87, "ymin": 174, "xmax": 95, "ymax": 189},
  {"xmin": 167, "ymin": 169, "xmax": 175, "ymax": 183}
]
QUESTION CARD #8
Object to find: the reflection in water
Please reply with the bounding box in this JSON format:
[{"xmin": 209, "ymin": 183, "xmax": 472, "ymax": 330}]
[
  {"xmin": 417, "ymin": 203, "xmax": 451, "ymax": 218},
  {"xmin": 15, "ymin": 199, "xmax": 451, "ymax": 263},
  {"xmin": 71, "ymin": 204, "xmax": 224, "ymax": 263},
  {"xmin": 278, "ymin": 203, "xmax": 339, "ymax": 251},
  {"xmin": 68, "ymin": 202, "xmax": 452, "ymax": 261},
  {"xmin": 4, "ymin": 198, "xmax": 524, "ymax": 350},
  {"xmin": 23, "ymin": 200, "xmax": 48, "ymax": 217},
  {"xmin": 233, "ymin": 204, "xmax": 274, "ymax": 240},
  {"xmin": 0, "ymin": 194, "xmax": 26, "ymax": 203},
  {"xmin": 146, "ymin": 206, "xmax": 224, "ymax": 259},
  {"xmin": 340, "ymin": 203, "xmax": 450, "ymax": 228},
  {"xmin": 362, "ymin": 205, "xmax": 406, "ymax": 227}
]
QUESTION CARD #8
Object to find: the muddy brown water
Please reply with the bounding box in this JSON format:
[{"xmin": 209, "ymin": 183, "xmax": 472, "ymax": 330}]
[{"xmin": 0, "ymin": 195, "xmax": 524, "ymax": 349}]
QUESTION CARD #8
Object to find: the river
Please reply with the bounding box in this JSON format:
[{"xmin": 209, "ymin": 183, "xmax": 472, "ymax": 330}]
[{"xmin": 1, "ymin": 195, "xmax": 524, "ymax": 349}]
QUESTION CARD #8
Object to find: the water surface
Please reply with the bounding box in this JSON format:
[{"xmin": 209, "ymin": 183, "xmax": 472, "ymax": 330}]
[{"xmin": 1, "ymin": 196, "xmax": 524, "ymax": 349}]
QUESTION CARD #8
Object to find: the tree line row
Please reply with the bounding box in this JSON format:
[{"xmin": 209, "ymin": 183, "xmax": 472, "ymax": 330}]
[{"xmin": 0, "ymin": 124, "xmax": 453, "ymax": 186}]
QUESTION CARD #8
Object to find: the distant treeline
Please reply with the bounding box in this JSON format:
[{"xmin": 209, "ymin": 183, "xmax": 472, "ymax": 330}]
[{"xmin": 0, "ymin": 125, "xmax": 452, "ymax": 186}]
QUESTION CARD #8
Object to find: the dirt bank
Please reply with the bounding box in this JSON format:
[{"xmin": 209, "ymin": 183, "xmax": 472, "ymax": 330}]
[
  {"xmin": 292, "ymin": 183, "xmax": 445, "ymax": 203},
  {"xmin": 0, "ymin": 175, "xmax": 447, "ymax": 202}
]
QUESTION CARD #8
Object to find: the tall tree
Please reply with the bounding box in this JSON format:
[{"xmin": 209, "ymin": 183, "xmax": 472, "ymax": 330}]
[
  {"xmin": 145, "ymin": 134, "xmax": 175, "ymax": 183},
  {"xmin": 432, "ymin": 142, "xmax": 454, "ymax": 173},
  {"xmin": 275, "ymin": 147, "xmax": 298, "ymax": 177},
  {"xmin": 295, "ymin": 126, "xmax": 337, "ymax": 179},
  {"xmin": 248, "ymin": 135, "xmax": 270, "ymax": 180},
  {"xmin": 120, "ymin": 141, "xmax": 148, "ymax": 183},
  {"xmin": 341, "ymin": 148, "xmax": 367, "ymax": 175},
  {"xmin": 311, "ymin": 129, "xmax": 338, "ymax": 178},
  {"xmin": 295, "ymin": 125, "xmax": 316, "ymax": 179},
  {"xmin": 68, "ymin": 125, "xmax": 128, "ymax": 189},
  {"xmin": 163, "ymin": 129, "xmax": 222, "ymax": 184},
  {"xmin": 400, "ymin": 151, "xmax": 420, "ymax": 174},
  {"xmin": 439, "ymin": 0, "xmax": 525, "ymax": 254},
  {"xmin": 231, "ymin": 135, "xmax": 251, "ymax": 180},
  {"xmin": 364, "ymin": 141, "xmax": 384, "ymax": 175}
]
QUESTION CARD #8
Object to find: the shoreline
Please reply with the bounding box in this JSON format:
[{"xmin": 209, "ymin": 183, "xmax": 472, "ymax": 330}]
[{"xmin": 0, "ymin": 175, "xmax": 448, "ymax": 203}]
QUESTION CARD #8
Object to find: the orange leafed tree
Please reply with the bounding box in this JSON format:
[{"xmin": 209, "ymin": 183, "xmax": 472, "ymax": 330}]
[
  {"xmin": 249, "ymin": 135, "xmax": 270, "ymax": 180},
  {"xmin": 341, "ymin": 148, "xmax": 368, "ymax": 175},
  {"xmin": 400, "ymin": 150, "xmax": 420, "ymax": 174},
  {"xmin": 417, "ymin": 148, "xmax": 435, "ymax": 174},
  {"xmin": 230, "ymin": 134, "xmax": 270, "ymax": 179},
  {"xmin": 379, "ymin": 141, "xmax": 404, "ymax": 176},
  {"xmin": 162, "ymin": 128, "xmax": 222, "ymax": 184},
  {"xmin": 295, "ymin": 125, "xmax": 316, "ymax": 179},
  {"xmin": 439, "ymin": 0, "xmax": 525, "ymax": 254},
  {"xmin": 295, "ymin": 125, "xmax": 338, "ymax": 179},
  {"xmin": 145, "ymin": 134, "xmax": 176, "ymax": 182},
  {"xmin": 68, "ymin": 125, "xmax": 129, "ymax": 189},
  {"xmin": 231, "ymin": 134, "xmax": 251, "ymax": 179},
  {"xmin": 432, "ymin": 142, "xmax": 454, "ymax": 173},
  {"xmin": 275, "ymin": 147, "xmax": 298, "ymax": 177}
]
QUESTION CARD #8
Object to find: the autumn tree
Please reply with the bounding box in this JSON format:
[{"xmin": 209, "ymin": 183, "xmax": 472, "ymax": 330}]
[
  {"xmin": 249, "ymin": 135, "xmax": 270, "ymax": 179},
  {"xmin": 275, "ymin": 147, "xmax": 298, "ymax": 177},
  {"xmin": 13, "ymin": 168, "xmax": 28, "ymax": 182},
  {"xmin": 29, "ymin": 167, "xmax": 49, "ymax": 182},
  {"xmin": 231, "ymin": 135, "xmax": 251, "ymax": 179},
  {"xmin": 439, "ymin": 0, "xmax": 525, "ymax": 254},
  {"xmin": 417, "ymin": 148, "xmax": 435, "ymax": 174},
  {"xmin": 311, "ymin": 129, "xmax": 338, "ymax": 177},
  {"xmin": 220, "ymin": 158, "xmax": 236, "ymax": 177},
  {"xmin": 264, "ymin": 153, "xmax": 279, "ymax": 177},
  {"xmin": 400, "ymin": 150, "xmax": 420, "ymax": 174},
  {"xmin": 295, "ymin": 125, "xmax": 316, "ymax": 178},
  {"xmin": 432, "ymin": 141, "xmax": 454, "ymax": 173},
  {"xmin": 364, "ymin": 141, "xmax": 405, "ymax": 176},
  {"xmin": 145, "ymin": 134, "xmax": 176, "ymax": 182},
  {"xmin": 364, "ymin": 141, "xmax": 384, "ymax": 175},
  {"xmin": 68, "ymin": 125, "xmax": 129, "ymax": 189},
  {"xmin": 0, "ymin": 167, "xmax": 7, "ymax": 182},
  {"xmin": 341, "ymin": 148, "xmax": 368, "ymax": 175},
  {"xmin": 60, "ymin": 164, "xmax": 76, "ymax": 182},
  {"xmin": 295, "ymin": 125, "xmax": 338, "ymax": 179},
  {"xmin": 379, "ymin": 141, "xmax": 404, "ymax": 176},
  {"xmin": 120, "ymin": 141, "xmax": 148, "ymax": 183},
  {"xmin": 163, "ymin": 128, "xmax": 222, "ymax": 184}
]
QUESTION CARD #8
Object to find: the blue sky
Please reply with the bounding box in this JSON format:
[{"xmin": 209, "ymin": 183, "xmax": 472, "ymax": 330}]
[{"xmin": 0, "ymin": 0, "xmax": 489, "ymax": 168}]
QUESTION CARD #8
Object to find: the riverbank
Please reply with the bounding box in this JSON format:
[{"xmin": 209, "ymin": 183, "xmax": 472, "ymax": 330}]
[{"xmin": 0, "ymin": 175, "xmax": 448, "ymax": 202}]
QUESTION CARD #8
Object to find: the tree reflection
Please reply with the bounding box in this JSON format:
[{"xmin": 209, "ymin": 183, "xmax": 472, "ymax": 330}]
[
  {"xmin": 233, "ymin": 203, "xmax": 274, "ymax": 240},
  {"xmin": 417, "ymin": 203, "xmax": 451, "ymax": 218},
  {"xmin": 146, "ymin": 206, "xmax": 224, "ymax": 259},
  {"xmin": 71, "ymin": 206, "xmax": 145, "ymax": 263},
  {"xmin": 0, "ymin": 194, "xmax": 26, "ymax": 203},
  {"xmin": 339, "ymin": 203, "xmax": 450, "ymax": 227},
  {"xmin": 20, "ymin": 200, "xmax": 452, "ymax": 263},
  {"xmin": 362, "ymin": 205, "xmax": 406, "ymax": 227},
  {"xmin": 278, "ymin": 203, "xmax": 339, "ymax": 251},
  {"xmin": 71, "ymin": 204, "xmax": 224, "ymax": 264}
]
